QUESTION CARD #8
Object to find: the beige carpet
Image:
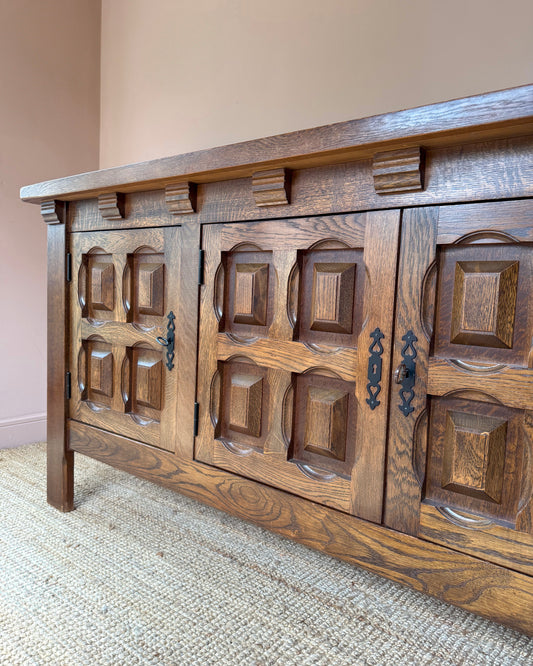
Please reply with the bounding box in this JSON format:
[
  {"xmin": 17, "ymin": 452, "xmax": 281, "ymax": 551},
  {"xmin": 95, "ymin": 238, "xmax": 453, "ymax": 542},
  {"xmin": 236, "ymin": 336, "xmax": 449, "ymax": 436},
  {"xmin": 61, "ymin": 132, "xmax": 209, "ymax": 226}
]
[{"xmin": 0, "ymin": 444, "xmax": 531, "ymax": 666}]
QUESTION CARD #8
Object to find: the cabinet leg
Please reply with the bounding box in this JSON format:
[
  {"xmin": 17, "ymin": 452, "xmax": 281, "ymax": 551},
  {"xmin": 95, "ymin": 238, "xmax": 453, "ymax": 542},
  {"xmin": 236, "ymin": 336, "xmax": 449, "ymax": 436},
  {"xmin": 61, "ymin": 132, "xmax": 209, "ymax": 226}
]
[{"xmin": 47, "ymin": 443, "xmax": 74, "ymax": 512}]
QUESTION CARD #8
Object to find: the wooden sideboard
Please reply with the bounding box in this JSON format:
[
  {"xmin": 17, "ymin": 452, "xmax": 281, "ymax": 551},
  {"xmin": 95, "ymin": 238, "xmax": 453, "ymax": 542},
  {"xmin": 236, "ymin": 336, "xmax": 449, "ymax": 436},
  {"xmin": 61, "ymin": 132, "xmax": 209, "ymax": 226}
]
[{"xmin": 22, "ymin": 86, "xmax": 533, "ymax": 634}]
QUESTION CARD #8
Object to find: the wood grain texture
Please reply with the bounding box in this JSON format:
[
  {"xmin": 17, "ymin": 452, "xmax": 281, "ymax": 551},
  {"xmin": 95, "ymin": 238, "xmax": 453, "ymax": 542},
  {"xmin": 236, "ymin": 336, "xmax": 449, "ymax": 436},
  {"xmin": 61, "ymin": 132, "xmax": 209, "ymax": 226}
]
[
  {"xmin": 383, "ymin": 207, "xmax": 439, "ymax": 534},
  {"xmin": 69, "ymin": 420, "xmax": 533, "ymax": 636},
  {"xmin": 425, "ymin": 397, "xmax": 524, "ymax": 528},
  {"xmin": 165, "ymin": 182, "xmax": 197, "ymax": 215},
  {"xmin": 98, "ymin": 192, "xmax": 124, "ymax": 220},
  {"xmin": 437, "ymin": 199, "xmax": 533, "ymax": 244},
  {"xmin": 433, "ymin": 244, "xmax": 532, "ymax": 367},
  {"xmin": 427, "ymin": 359, "xmax": 533, "ymax": 411},
  {"xmin": 372, "ymin": 147, "xmax": 424, "ymax": 194},
  {"xmin": 419, "ymin": 504, "xmax": 533, "ymax": 577},
  {"xmin": 350, "ymin": 210, "xmax": 401, "ymax": 521},
  {"xmin": 47, "ymin": 223, "xmax": 73, "ymax": 511},
  {"xmin": 69, "ymin": 227, "xmax": 182, "ymax": 452},
  {"xmin": 173, "ymin": 222, "xmax": 201, "ymax": 459},
  {"xmin": 216, "ymin": 335, "xmax": 357, "ymax": 383},
  {"xmin": 66, "ymin": 137, "xmax": 533, "ymax": 233},
  {"xmin": 21, "ymin": 85, "xmax": 533, "ymax": 203},
  {"xmin": 252, "ymin": 168, "xmax": 290, "ymax": 206}
]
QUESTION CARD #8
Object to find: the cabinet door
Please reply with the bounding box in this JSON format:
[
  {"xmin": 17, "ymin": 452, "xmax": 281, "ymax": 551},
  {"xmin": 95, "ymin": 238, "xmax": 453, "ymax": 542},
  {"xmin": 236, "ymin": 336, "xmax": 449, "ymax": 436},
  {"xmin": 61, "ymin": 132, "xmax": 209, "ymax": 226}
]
[
  {"xmin": 385, "ymin": 200, "xmax": 533, "ymax": 574},
  {"xmin": 69, "ymin": 227, "xmax": 182, "ymax": 451},
  {"xmin": 195, "ymin": 212, "xmax": 400, "ymax": 521}
]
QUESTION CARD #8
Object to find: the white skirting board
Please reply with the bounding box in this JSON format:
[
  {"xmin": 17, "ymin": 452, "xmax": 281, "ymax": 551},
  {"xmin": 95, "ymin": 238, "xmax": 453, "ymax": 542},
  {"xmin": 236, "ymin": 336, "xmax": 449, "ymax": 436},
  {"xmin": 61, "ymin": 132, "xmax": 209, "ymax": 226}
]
[{"xmin": 0, "ymin": 413, "xmax": 47, "ymax": 448}]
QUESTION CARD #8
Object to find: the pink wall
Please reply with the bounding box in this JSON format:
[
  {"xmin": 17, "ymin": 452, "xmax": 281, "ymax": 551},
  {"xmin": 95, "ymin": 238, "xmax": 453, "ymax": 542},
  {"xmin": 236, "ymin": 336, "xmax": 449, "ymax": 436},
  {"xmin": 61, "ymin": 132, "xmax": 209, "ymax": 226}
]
[
  {"xmin": 0, "ymin": 0, "xmax": 101, "ymax": 447},
  {"xmin": 100, "ymin": 0, "xmax": 533, "ymax": 168}
]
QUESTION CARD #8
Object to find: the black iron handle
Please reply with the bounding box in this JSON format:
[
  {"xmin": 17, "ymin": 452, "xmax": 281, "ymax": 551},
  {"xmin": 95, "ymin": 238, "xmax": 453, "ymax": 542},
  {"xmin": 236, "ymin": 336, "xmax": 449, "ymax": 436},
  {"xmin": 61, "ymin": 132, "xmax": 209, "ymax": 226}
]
[
  {"xmin": 366, "ymin": 327, "xmax": 384, "ymax": 410},
  {"xmin": 157, "ymin": 311, "xmax": 176, "ymax": 371},
  {"xmin": 398, "ymin": 330, "xmax": 418, "ymax": 416}
]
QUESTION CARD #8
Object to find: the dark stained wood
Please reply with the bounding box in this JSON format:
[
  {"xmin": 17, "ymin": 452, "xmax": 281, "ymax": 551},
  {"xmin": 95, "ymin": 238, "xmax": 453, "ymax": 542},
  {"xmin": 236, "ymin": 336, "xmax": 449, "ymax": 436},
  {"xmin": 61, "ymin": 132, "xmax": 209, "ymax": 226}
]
[
  {"xmin": 21, "ymin": 85, "xmax": 533, "ymax": 203},
  {"xmin": 165, "ymin": 182, "xmax": 196, "ymax": 215},
  {"xmin": 27, "ymin": 89, "xmax": 533, "ymax": 634},
  {"xmin": 69, "ymin": 419, "xmax": 533, "ymax": 636},
  {"xmin": 251, "ymin": 168, "xmax": 290, "ymax": 206},
  {"xmin": 433, "ymin": 244, "xmax": 532, "ymax": 366},
  {"xmin": 173, "ymin": 222, "xmax": 201, "ymax": 459},
  {"xmin": 195, "ymin": 211, "xmax": 399, "ymax": 521},
  {"xmin": 383, "ymin": 207, "xmax": 439, "ymax": 535},
  {"xmin": 69, "ymin": 227, "xmax": 182, "ymax": 452},
  {"xmin": 425, "ymin": 397, "xmax": 524, "ymax": 527},
  {"xmin": 372, "ymin": 147, "xmax": 424, "ymax": 194},
  {"xmin": 46, "ymin": 220, "xmax": 73, "ymax": 511},
  {"xmin": 291, "ymin": 372, "xmax": 356, "ymax": 477},
  {"xmin": 436, "ymin": 199, "xmax": 533, "ymax": 244},
  {"xmin": 98, "ymin": 192, "xmax": 124, "ymax": 220},
  {"xmin": 419, "ymin": 503, "xmax": 533, "ymax": 577},
  {"xmin": 296, "ymin": 247, "xmax": 364, "ymax": 349},
  {"xmin": 427, "ymin": 359, "xmax": 533, "ymax": 410},
  {"xmin": 66, "ymin": 136, "xmax": 533, "ymax": 233}
]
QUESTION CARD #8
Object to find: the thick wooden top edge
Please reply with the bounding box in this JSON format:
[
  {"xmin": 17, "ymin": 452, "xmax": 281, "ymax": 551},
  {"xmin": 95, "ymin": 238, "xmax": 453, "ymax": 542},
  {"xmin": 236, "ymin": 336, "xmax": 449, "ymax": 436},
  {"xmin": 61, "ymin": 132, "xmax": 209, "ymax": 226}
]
[{"xmin": 20, "ymin": 84, "xmax": 533, "ymax": 203}]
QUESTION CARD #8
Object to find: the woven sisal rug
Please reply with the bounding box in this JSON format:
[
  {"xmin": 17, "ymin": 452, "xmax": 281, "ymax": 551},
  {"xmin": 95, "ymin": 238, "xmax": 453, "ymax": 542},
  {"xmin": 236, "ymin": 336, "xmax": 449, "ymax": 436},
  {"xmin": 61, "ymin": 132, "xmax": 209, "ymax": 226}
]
[{"xmin": 0, "ymin": 443, "xmax": 531, "ymax": 665}]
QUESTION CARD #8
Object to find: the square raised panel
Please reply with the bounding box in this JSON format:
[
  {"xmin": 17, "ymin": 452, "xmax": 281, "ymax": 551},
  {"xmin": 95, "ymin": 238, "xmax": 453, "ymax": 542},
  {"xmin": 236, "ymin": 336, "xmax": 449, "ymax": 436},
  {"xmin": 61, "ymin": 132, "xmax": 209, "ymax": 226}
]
[
  {"xmin": 233, "ymin": 263, "xmax": 269, "ymax": 326},
  {"xmin": 450, "ymin": 261, "xmax": 518, "ymax": 348},
  {"xmin": 425, "ymin": 397, "xmax": 524, "ymax": 527},
  {"xmin": 291, "ymin": 373, "xmax": 356, "ymax": 477},
  {"xmin": 296, "ymin": 248, "xmax": 364, "ymax": 348},
  {"xmin": 441, "ymin": 410, "xmax": 507, "ymax": 503},
  {"xmin": 218, "ymin": 360, "xmax": 268, "ymax": 450},
  {"xmin": 81, "ymin": 339, "xmax": 114, "ymax": 408},
  {"xmin": 82, "ymin": 252, "xmax": 115, "ymax": 320},
  {"xmin": 125, "ymin": 346, "xmax": 164, "ymax": 422},
  {"xmin": 126, "ymin": 252, "xmax": 166, "ymax": 325},
  {"xmin": 222, "ymin": 251, "xmax": 273, "ymax": 338},
  {"xmin": 434, "ymin": 245, "xmax": 531, "ymax": 365},
  {"xmin": 137, "ymin": 261, "xmax": 165, "ymax": 316}
]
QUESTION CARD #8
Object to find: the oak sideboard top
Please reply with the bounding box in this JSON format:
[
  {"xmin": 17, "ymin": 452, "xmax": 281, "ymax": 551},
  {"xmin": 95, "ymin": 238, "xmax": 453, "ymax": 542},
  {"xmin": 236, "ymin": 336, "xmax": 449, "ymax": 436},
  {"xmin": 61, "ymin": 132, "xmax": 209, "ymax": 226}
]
[{"xmin": 20, "ymin": 84, "xmax": 533, "ymax": 204}]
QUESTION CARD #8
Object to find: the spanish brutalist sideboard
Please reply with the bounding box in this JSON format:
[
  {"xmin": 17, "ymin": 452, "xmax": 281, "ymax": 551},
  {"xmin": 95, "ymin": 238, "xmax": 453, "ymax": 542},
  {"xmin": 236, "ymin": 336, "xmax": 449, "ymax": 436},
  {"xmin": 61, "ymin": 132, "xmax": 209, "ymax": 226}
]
[{"xmin": 21, "ymin": 86, "xmax": 533, "ymax": 634}]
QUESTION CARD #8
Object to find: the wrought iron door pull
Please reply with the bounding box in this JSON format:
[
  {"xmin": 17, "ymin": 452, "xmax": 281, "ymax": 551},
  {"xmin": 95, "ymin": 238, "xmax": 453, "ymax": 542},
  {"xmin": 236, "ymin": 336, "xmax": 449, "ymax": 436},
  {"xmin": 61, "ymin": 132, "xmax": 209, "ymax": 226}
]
[
  {"xmin": 397, "ymin": 330, "xmax": 418, "ymax": 416},
  {"xmin": 156, "ymin": 311, "xmax": 176, "ymax": 371},
  {"xmin": 366, "ymin": 327, "xmax": 384, "ymax": 410}
]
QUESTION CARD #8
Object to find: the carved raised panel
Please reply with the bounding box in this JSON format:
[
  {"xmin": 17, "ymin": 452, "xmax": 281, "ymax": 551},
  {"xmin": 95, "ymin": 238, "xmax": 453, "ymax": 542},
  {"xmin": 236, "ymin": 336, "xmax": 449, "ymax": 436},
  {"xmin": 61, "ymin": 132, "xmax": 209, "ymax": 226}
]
[
  {"xmin": 304, "ymin": 386, "xmax": 349, "ymax": 461},
  {"xmin": 425, "ymin": 397, "xmax": 524, "ymax": 527},
  {"xmin": 84, "ymin": 252, "xmax": 115, "ymax": 319},
  {"xmin": 81, "ymin": 339, "xmax": 114, "ymax": 408},
  {"xmin": 228, "ymin": 374, "xmax": 263, "ymax": 437},
  {"xmin": 165, "ymin": 182, "xmax": 197, "ymax": 215},
  {"xmin": 125, "ymin": 251, "xmax": 166, "ymax": 326},
  {"xmin": 450, "ymin": 261, "xmax": 518, "ymax": 348},
  {"xmin": 372, "ymin": 147, "xmax": 424, "ymax": 195},
  {"xmin": 135, "ymin": 354, "xmax": 163, "ymax": 411},
  {"xmin": 252, "ymin": 168, "xmax": 290, "ymax": 207},
  {"xmin": 137, "ymin": 262, "xmax": 165, "ymax": 316},
  {"xmin": 125, "ymin": 346, "xmax": 163, "ymax": 421},
  {"xmin": 310, "ymin": 263, "xmax": 356, "ymax": 333},
  {"xmin": 219, "ymin": 360, "xmax": 268, "ymax": 450},
  {"xmin": 89, "ymin": 261, "xmax": 114, "ymax": 312},
  {"xmin": 233, "ymin": 263, "xmax": 269, "ymax": 326},
  {"xmin": 434, "ymin": 245, "xmax": 532, "ymax": 365},
  {"xmin": 291, "ymin": 373, "xmax": 356, "ymax": 477},
  {"xmin": 222, "ymin": 251, "xmax": 273, "ymax": 337},
  {"xmin": 296, "ymin": 248, "xmax": 363, "ymax": 347},
  {"xmin": 98, "ymin": 193, "xmax": 125, "ymax": 221},
  {"xmin": 441, "ymin": 410, "xmax": 507, "ymax": 502}
]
